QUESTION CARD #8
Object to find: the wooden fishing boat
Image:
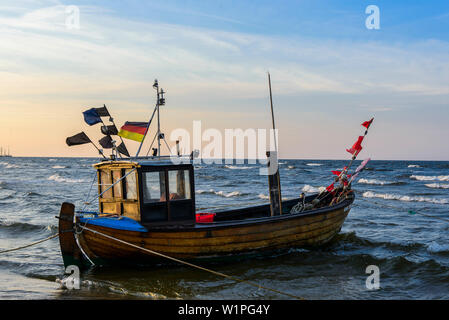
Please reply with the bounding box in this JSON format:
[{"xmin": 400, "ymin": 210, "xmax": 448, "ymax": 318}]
[
  {"xmin": 58, "ymin": 78, "xmax": 364, "ymax": 269},
  {"xmin": 58, "ymin": 159, "xmax": 355, "ymax": 269}
]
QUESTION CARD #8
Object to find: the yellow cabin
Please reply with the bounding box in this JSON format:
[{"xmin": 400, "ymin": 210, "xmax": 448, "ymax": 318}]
[{"xmin": 94, "ymin": 160, "xmax": 195, "ymax": 225}]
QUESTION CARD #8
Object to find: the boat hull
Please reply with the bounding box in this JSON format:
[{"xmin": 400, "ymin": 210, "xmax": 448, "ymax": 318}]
[{"xmin": 59, "ymin": 196, "xmax": 354, "ymax": 268}]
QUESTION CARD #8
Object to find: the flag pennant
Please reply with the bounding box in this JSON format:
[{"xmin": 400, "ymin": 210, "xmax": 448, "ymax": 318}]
[
  {"xmin": 95, "ymin": 105, "xmax": 110, "ymax": 117},
  {"xmin": 118, "ymin": 121, "xmax": 148, "ymax": 142},
  {"xmin": 349, "ymin": 172, "xmax": 360, "ymax": 184},
  {"xmin": 356, "ymin": 158, "xmax": 371, "ymax": 173},
  {"xmin": 346, "ymin": 136, "xmax": 364, "ymax": 156},
  {"xmin": 83, "ymin": 106, "xmax": 112, "ymax": 126},
  {"xmin": 362, "ymin": 118, "xmax": 374, "ymax": 129},
  {"xmin": 117, "ymin": 142, "xmax": 130, "ymax": 157},
  {"xmin": 331, "ymin": 170, "xmax": 351, "ymax": 178},
  {"xmin": 99, "ymin": 135, "xmax": 114, "ymax": 149},
  {"xmin": 83, "ymin": 108, "xmax": 102, "ymax": 126},
  {"xmin": 326, "ymin": 183, "xmax": 335, "ymax": 192},
  {"xmin": 101, "ymin": 125, "xmax": 118, "ymax": 136},
  {"xmin": 66, "ymin": 132, "xmax": 91, "ymax": 146}
]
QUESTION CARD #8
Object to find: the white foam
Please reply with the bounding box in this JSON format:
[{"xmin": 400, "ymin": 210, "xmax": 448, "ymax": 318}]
[
  {"xmin": 411, "ymin": 175, "xmax": 449, "ymax": 181},
  {"xmin": 302, "ymin": 185, "xmax": 326, "ymax": 194},
  {"xmin": 362, "ymin": 191, "xmax": 448, "ymax": 204},
  {"xmin": 427, "ymin": 241, "xmax": 449, "ymax": 253},
  {"xmin": 48, "ymin": 174, "xmax": 84, "ymax": 183},
  {"xmin": 215, "ymin": 190, "xmax": 243, "ymax": 198},
  {"xmin": 425, "ymin": 183, "xmax": 449, "ymax": 189},
  {"xmin": 196, "ymin": 189, "xmax": 243, "ymax": 198},
  {"xmin": 52, "ymin": 165, "xmax": 66, "ymax": 169},
  {"xmin": 408, "ymin": 165, "xmax": 421, "ymax": 168},
  {"xmin": 0, "ymin": 162, "xmax": 19, "ymax": 169},
  {"xmin": 306, "ymin": 163, "xmax": 322, "ymax": 166},
  {"xmin": 224, "ymin": 165, "xmax": 252, "ymax": 170},
  {"xmin": 258, "ymin": 194, "xmax": 269, "ymax": 200},
  {"xmin": 358, "ymin": 178, "xmax": 390, "ymax": 185},
  {"xmin": 288, "ymin": 165, "xmax": 295, "ymax": 169}
]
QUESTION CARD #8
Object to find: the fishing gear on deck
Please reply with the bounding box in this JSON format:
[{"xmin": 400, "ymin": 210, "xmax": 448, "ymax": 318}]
[{"xmin": 302, "ymin": 118, "xmax": 374, "ymax": 210}]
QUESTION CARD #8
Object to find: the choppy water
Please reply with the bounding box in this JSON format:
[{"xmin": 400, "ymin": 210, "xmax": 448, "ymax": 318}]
[{"xmin": 0, "ymin": 157, "xmax": 448, "ymax": 299}]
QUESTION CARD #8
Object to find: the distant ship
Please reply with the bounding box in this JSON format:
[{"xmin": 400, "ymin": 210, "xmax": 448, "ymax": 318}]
[{"xmin": 0, "ymin": 146, "xmax": 12, "ymax": 157}]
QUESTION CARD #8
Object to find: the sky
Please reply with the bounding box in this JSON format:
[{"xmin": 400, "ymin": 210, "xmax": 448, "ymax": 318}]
[{"xmin": 0, "ymin": 0, "xmax": 448, "ymax": 160}]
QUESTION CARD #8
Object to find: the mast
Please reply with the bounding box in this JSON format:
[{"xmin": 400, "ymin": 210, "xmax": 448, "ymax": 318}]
[
  {"xmin": 268, "ymin": 72, "xmax": 278, "ymax": 153},
  {"xmin": 266, "ymin": 72, "xmax": 282, "ymax": 216}
]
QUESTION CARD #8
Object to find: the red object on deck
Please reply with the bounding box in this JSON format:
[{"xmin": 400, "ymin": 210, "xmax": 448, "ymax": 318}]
[{"xmin": 196, "ymin": 213, "xmax": 216, "ymax": 223}]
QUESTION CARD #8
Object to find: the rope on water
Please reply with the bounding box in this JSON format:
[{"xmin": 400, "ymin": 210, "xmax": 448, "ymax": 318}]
[
  {"xmin": 80, "ymin": 225, "xmax": 305, "ymax": 300},
  {"xmin": 0, "ymin": 233, "xmax": 59, "ymax": 254}
]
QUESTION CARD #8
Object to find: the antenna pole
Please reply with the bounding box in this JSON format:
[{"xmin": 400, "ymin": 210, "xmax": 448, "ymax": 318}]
[{"xmin": 157, "ymin": 86, "xmax": 161, "ymax": 158}]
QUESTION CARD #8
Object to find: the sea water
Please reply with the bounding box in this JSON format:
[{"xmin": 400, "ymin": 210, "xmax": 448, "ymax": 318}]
[{"xmin": 0, "ymin": 157, "xmax": 448, "ymax": 299}]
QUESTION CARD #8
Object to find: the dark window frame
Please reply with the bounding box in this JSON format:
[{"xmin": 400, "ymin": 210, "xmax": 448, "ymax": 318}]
[{"xmin": 138, "ymin": 164, "xmax": 195, "ymax": 224}]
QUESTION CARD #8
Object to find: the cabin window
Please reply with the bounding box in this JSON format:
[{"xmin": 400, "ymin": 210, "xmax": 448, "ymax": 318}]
[
  {"xmin": 112, "ymin": 170, "xmax": 122, "ymax": 198},
  {"xmin": 124, "ymin": 169, "xmax": 137, "ymax": 200},
  {"xmin": 168, "ymin": 170, "xmax": 191, "ymax": 200},
  {"xmin": 100, "ymin": 170, "xmax": 112, "ymax": 199},
  {"xmin": 143, "ymin": 171, "xmax": 166, "ymax": 203}
]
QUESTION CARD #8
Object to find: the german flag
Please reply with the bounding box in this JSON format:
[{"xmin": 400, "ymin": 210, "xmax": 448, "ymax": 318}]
[{"xmin": 118, "ymin": 122, "xmax": 148, "ymax": 142}]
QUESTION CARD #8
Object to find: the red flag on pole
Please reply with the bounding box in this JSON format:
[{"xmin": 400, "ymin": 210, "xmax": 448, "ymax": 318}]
[
  {"xmin": 326, "ymin": 183, "xmax": 335, "ymax": 192},
  {"xmin": 331, "ymin": 170, "xmax": 351, "ymax": 178},
  {"xmin": 362, "ymin": 118, "xmax": 374, "ymax": 129},
  {"xmin": 346, "ymin": 136, "xmax": 364, "ymax": 156}
]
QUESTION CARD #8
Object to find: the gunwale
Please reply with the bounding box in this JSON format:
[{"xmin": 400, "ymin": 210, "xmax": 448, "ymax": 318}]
[{"xmin": 75, "ymin": 194, "xmax": 353, "ymax": 261}]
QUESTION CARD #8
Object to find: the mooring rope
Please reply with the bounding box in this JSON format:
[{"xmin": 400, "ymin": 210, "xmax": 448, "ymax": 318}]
[
  {"xmin": 79, "ymin": 225, "xmax": 305, "ymax": 300},
  {"xmin": 0, "ymin": 233, "xmax": 59, "ymax": 254}
]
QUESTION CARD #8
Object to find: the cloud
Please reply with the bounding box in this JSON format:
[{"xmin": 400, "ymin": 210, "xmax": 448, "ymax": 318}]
[
  {"xmin": 1, "ymin": 3, "xmax": 449, "ymax": 98},
  {"xmin": 1, "ymin": 1, "xmax": 449, "ymax": 158}
]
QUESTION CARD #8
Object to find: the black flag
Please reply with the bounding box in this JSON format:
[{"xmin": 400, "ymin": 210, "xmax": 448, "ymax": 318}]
[
  {"xmin": 117, "ymin": 142, "xmax": 130, "ymax": 157},
  {"xmin": 99, "ymin": 135, "xmax": 114, "ymax": 149},
  {"xmin": 66, "ymin": 132, "xmax": 91, "ymax": 146},
  {"xmin": 101, "ymin": 124, "xmax": 118, "ymax": 136},
  {"xmin": 96, "ymin": 105, "xmax": 110, "ymax": 117}
]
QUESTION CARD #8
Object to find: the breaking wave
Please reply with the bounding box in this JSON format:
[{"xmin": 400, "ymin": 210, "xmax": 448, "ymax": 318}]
[
  {"xmin": 306, "ymin": 163, "xmax": 322, "ymax": 167},
  {"xmin": 357, "ymin": 179, "xmax": 406, "ymax": 186},
  {"xmin": 196, "ymin": 189, "xmax": 245, "ymax": 198},
  {"xmin": 363, "ymin": 191, "xmax": 448, "ymax": 204},
  {"xmin": 224, "ymin": 165, "xmax": 252, "ymax": 170},
  {"xmin": 51, "ymin": 165, "xmax": 66, "ymax": 169},
  {"xmin": 408, "ymin": 165, "xmax": 421, "ymax": 168},
  {"xmin": 358, "ymin": 179, "xmax": 390, "ymax": 185},
  {"xmin": 47, "ymin": 174, "xmax": 85, "ymax": 183},
  {"xmin": 302, "ymin": 185, "xmax": 325, "ymax": 194},
  {"xmin": 0, "ymin": 162, "xmax": 19, "ymax": 169},
  {"xmin": 411, "ymin": 175, "xmax": 449, "ymax": 181},
  {"xmin": 427, "ymin": 242, "xmax": 449, "ymax": 254},
  {"xmin": 425, "ymin": 183, "xmax": 449, "ymax": 189}
]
